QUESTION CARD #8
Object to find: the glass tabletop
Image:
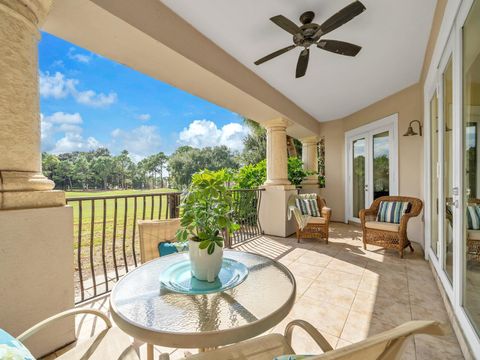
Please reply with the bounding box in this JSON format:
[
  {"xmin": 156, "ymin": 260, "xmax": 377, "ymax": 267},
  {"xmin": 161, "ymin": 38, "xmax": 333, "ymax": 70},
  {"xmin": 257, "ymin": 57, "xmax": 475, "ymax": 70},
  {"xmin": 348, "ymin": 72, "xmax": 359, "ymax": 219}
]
[{"xmin": 110, "ymin": 250, "xmax": 296, "ymax": 348}]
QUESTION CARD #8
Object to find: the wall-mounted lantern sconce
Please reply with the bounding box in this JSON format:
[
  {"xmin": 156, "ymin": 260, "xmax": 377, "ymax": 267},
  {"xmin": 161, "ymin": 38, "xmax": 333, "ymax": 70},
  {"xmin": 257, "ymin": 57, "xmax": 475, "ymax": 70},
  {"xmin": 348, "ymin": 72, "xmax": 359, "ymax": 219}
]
[{"xmin": 403, "ymin": 120, "xmax": 423, "ymax": 137}]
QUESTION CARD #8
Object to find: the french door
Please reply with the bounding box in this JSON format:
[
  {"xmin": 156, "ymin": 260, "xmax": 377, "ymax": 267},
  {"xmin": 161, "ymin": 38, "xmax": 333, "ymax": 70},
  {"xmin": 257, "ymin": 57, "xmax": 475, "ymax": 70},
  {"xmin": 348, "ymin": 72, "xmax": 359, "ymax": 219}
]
[
  {"xmin": 345, "ymin": 115, "xmax": 398, "ymax": 222},
  {"xmin": 425, "ymin": 0, "xmax": 480, "ymax": 352}
]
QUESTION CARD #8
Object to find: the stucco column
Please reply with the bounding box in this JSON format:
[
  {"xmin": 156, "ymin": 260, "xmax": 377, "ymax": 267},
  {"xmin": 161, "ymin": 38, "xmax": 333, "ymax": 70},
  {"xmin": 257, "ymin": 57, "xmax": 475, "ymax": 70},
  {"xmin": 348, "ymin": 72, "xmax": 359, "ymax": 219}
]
[
  {"xmin": 0, "ymin": 0, "xmax": 63, "ymax": 209},
  {"xmin": 0, "ymin": 2, "xmax": 74, "ymax": 357},
  {"xmin": 263, "ymin": 118, "xmax": 291, "ymax": 187},
  {"xmin": 300, "ymin": 136, "xmax": 319, "ymax": 188}
]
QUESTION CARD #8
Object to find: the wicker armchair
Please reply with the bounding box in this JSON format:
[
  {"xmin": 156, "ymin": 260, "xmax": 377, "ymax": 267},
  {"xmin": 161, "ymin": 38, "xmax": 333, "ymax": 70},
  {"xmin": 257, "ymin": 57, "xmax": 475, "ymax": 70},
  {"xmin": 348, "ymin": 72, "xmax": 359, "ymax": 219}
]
[
  {"xmin": 289, "ymin": 194, "xmax": 331, "ymax": 244},
  {"xmin": 359, "ymin": 196, "xmax": 423, "ymax": 258}
]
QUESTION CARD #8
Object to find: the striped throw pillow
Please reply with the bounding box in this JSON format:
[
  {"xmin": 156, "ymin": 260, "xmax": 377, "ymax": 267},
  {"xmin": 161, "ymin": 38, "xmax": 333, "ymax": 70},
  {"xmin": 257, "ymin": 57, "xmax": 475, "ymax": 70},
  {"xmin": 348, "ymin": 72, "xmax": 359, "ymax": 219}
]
[
  {"xmin": 295, "ymin": 198, "xmax": 320, "ymax": 217},
  {"xmin": 376, "ymin": 201, "xmax": 410, "ymax": 224},
  {"xmin": 466, "ymin": 205, "xmax": 480, "ymax": 230}
]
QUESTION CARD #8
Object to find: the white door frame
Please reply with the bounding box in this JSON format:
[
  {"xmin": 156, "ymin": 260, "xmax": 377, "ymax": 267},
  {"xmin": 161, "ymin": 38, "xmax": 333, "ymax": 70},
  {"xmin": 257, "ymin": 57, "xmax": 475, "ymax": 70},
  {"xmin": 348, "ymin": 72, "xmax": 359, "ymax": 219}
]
[
  {"xmin": 344, "ymin": 113, "xmax": 399, "ymax": 223},
  {"xmin": 423, "ymin": 0, "xmax": 480, "ymax": 354}
]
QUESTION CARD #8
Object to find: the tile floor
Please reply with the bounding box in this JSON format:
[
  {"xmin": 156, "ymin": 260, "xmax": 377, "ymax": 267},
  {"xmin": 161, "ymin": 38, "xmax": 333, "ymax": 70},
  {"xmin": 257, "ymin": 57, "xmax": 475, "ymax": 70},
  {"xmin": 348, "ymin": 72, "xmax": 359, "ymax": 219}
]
[{"xmin": 42, "ymin": 223, "xmax": 464, "ymax": 359}]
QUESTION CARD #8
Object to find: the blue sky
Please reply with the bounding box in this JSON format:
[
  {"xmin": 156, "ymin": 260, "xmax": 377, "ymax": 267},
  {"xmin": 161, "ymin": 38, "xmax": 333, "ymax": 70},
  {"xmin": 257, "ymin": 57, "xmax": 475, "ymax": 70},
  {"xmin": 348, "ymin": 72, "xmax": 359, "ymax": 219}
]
[{"xmin": 39, "ymin": 32, "xmax": 247, "ymax": 161}]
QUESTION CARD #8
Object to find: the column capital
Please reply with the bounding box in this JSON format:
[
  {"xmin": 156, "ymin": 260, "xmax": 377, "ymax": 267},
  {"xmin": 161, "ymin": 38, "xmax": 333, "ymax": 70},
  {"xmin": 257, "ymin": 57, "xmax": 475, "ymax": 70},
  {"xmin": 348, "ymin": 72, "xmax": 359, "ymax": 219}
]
[
  {"xmin": 0, "ymin": 0, "xmax": 52, "ymax": 26},
  {"xmin": 300, "ymin": 136, "xmax": 319, "ymax": 145},
  {"xmin": 262, "ymin": 117, "xmax": 291, "ymax": 130}
]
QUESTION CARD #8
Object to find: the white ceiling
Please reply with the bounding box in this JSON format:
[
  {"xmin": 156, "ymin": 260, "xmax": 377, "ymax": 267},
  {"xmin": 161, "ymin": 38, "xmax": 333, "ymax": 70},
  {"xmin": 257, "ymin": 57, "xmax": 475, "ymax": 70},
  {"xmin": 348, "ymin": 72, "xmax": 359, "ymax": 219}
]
[{"xmin": 160, "ymin": 0, "xmax": 436, "ymax": 122}]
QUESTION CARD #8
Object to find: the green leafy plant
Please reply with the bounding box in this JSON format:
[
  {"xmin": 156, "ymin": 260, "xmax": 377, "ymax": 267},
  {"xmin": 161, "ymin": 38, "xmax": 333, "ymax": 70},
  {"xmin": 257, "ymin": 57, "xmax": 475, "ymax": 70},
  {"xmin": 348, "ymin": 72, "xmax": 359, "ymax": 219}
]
[
  {"xmin": 234, "ymin": 160, "xmax": 267, "ymax": 189},
  {"xmin": 288, "ymin": 157, "xmax": 312, "ymax": 186},
  {"xmin": 176, "ymin": 169, "xmax": 238, "ymax": 254}
]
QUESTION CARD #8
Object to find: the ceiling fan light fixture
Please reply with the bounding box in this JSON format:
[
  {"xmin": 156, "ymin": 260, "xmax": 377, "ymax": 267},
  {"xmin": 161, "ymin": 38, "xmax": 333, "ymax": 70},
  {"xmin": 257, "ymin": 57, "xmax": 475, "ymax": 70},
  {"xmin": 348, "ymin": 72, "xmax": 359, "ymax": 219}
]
[{"xmin": 254, "ymin": 1, "xmax": 366, "ymax": 78}]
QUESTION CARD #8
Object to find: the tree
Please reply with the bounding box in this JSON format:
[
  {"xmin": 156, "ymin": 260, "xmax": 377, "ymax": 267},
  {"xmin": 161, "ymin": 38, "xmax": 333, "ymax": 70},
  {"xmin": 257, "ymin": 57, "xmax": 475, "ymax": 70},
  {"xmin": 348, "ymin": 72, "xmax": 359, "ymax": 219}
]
[
  {"xmin": 168, "ymin": 146, "xmax": 239, "ymax": 189},
  {"xmin": 91, "ymin": 156, "xmax": 115, "ymax": 189},
  {"xmin": 114, "ymin": 150, "xmax": 135, "ymax": 189},
  {"xmin": 72, "ymin": 155, "xmax": 91, "ymax": 190},
  {"xmin": 42, "ymin": 153, "xmax": 60, "ymax": 181},
  {"xmin": 241, "ymin": 118, "xmax": 266, "ymax": 165},
  {"xmin": 149, "ymin": 152, "xmax": 168, "ymax": 188},
  {"xmin": 56, "ymin": 160, "xmax": 74, "ymax": 190}
]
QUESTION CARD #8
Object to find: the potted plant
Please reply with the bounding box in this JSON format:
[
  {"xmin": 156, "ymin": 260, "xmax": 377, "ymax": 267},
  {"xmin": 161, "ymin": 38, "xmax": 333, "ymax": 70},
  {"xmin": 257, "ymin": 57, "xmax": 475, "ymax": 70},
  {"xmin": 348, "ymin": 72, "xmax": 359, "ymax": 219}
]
[{"xmin": 176, "ymin": 169, "xmax": 238, "ymax": 282}]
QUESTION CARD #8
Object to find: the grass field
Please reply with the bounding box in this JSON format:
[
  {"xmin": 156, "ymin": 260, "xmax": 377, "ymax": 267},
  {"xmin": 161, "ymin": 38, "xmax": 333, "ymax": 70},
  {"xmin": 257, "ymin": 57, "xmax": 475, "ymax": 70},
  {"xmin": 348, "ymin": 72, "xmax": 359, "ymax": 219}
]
[{"xmin": 68, "ymin": 189, "xmax": 183, "ymax": 300}]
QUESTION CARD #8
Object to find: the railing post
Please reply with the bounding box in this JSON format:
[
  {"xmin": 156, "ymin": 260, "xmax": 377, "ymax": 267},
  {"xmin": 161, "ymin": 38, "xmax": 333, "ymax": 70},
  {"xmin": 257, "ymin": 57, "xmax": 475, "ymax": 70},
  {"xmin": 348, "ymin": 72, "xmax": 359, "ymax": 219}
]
[{"xmin": 169, "ymin": 193, "xmax": 180, "ymax": 218}]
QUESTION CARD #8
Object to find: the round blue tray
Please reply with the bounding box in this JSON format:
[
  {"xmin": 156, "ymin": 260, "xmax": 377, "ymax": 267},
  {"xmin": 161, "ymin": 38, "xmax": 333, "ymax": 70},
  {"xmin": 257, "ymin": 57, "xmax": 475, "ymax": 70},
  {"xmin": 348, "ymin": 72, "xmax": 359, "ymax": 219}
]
[{"xmin": 159, "ymin": 258, "xmax": 249, "ymax": 295}]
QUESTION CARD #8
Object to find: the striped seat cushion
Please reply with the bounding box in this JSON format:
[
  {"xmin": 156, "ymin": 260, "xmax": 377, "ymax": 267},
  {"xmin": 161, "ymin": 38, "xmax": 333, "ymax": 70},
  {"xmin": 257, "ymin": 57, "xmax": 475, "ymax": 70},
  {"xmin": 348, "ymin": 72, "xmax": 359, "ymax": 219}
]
[
  {"xmin": 376, "ymin": 201, "xmax": 410, "ymax": 224},
  {"xmin": 295, "ymin": 198, "xmax": 320, "ymax": 217},
  {"xmin": 466, "ymin": 205, "xmax": 480, "ymax": 230}
]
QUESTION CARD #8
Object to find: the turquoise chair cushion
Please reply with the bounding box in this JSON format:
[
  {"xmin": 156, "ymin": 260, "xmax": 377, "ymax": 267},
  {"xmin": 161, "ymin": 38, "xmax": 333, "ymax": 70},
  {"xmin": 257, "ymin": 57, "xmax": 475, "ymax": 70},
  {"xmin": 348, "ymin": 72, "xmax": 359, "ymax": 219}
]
[
  {"xmin": 158, "ymin": 242, "xmax": 188, "ymax": 257},
  {"xmin": 0, "ymin": 328, "xmax": 35, "ymax": 360}
]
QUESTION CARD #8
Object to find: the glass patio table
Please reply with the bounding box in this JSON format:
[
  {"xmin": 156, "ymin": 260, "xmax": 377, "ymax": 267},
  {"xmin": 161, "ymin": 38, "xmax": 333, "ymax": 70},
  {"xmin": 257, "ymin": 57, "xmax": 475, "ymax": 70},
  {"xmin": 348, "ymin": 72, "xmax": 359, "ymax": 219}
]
[{"xmin": 109, "ymin": 250, "xmax": 296, "ymax": 359}]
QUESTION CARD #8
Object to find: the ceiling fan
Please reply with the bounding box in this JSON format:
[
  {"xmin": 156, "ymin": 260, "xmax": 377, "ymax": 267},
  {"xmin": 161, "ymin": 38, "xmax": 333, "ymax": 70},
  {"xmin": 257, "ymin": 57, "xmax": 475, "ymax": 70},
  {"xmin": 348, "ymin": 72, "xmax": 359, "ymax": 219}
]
[{"xmin": 254, "ymin": 1, "xmax": 366, "ymax": 78}]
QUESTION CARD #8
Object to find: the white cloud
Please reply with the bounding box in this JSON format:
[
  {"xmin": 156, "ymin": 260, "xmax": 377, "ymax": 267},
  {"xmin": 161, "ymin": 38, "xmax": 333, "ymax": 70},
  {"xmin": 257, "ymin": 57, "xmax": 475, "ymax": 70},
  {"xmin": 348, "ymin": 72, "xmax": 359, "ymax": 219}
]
[
  {"xmin": 178, "ymin": 120, "xmax": 249, "ymax": 152},
  {"xmin": 39, "ymin": 72, "xmax": 72, "ymax": 99},
  {"xmin": 41, "ymin": 112, "xmax": 101, "ymax": 154},
  {"xmin": 110, "ymin": 125, "xmax": 162, "ymax": 161},
  {"xmin": 39, "ymin": 71, "xmax": 117, "ymax": 108},
  {"xmin": 45, "ymin": 111, "xmax": 82, "ymax": 124},
  {"xmin": 71, "ymin": 89, "xmax": 117, "ymax": 107},
  {"xmin": 136, "ymin": 114, "xmax": 151, "ymax": 121},
  {"xmin": 53, "ymin": 133, "xmax": 101, "ymax": 154},
  {"xmin": 67, "ymin": 47, "xmax": 92, "ymax": 64}
]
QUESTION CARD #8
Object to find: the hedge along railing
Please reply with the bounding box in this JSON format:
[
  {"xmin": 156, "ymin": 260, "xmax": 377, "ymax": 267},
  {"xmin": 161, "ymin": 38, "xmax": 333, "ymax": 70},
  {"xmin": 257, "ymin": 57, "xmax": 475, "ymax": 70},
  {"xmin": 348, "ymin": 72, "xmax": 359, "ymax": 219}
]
[{"xmin": 68, "ymin": 188, "xmax": 263, "ymax": 304}]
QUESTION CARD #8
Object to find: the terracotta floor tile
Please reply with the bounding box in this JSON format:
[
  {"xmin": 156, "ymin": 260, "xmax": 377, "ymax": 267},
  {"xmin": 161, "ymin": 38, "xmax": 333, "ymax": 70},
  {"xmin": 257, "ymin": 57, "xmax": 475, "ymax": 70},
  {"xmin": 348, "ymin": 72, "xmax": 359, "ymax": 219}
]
[
  {"xmin": 316, "ymin": 268, "xmax": 362, "ymax": 291},
  {"xmin": 51, "ymin": 223, "xmax": 463, "ymax": 360},
  {"xmin": 303, "ymin": 281, "xmax": 356, "ymax": 310}
]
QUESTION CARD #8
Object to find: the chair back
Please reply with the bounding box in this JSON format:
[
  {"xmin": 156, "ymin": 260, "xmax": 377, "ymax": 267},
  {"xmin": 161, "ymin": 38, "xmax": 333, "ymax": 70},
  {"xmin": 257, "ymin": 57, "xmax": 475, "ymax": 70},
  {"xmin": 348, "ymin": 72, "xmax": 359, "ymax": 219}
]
[
  {"xmin": 368, "ymin": 196, "xmax": 423, "ymax": 218},
  {"xmin": 138, "ymin": 219, "xmax": 180, "ymax": 263},
  {"xmin": 289, "ymin": 194, "xmax": 326, "ymax": 212},
  {"xmin": 310, "ymin": 320, "xmax": 444, "ymax": 360}
]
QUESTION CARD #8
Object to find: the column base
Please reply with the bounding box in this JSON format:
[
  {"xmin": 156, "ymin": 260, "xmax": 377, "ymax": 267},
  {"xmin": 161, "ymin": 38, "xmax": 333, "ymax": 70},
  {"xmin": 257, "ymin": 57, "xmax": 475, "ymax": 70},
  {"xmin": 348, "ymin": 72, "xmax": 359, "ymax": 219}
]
[
  {"xmin": 0, "ymin": 170, "xmax": 55, "ymax": 191},
  {"xmin": 259, "ymin": 186, "xmax": 298, "ymax": 237},
  {"xmin": 0, "ymin": 190, "xmax": 65, "ymax": 210},
  {"xmin": 0, "ymin": 206, "xmax": 75, "ymax": 357}
]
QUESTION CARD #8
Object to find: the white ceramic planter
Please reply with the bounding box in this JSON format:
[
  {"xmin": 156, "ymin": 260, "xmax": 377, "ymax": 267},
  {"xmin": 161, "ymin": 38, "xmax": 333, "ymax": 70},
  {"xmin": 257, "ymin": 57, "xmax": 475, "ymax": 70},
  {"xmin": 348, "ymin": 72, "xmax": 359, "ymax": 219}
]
[{"xmin": 188, "ymin": 240, "xmax": 223, "ymax": 282}]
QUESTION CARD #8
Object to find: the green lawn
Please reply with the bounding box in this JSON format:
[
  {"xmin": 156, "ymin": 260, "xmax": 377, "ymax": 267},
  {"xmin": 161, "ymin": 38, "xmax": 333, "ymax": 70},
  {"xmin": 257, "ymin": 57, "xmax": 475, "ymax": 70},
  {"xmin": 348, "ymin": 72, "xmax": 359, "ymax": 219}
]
[{"xmin": 66, "ymin": 189, "xmax": 180, "ymax": 250}]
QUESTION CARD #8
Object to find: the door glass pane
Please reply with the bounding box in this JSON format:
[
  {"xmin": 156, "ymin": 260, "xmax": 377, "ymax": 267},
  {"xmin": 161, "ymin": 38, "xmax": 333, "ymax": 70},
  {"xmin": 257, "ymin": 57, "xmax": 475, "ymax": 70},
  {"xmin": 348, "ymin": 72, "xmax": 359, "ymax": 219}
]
[
  {"xmin": 373, "ymin": 131, "xmax": 390, "ymax": 199},
  {"xmin": 353, "ymin": 139, "xmax": 366, "ymax": 218},
  {"xmin": 443, "ymin": 57, "xmax": 454, "ymax": 283},
  {"xmin": 431, "ymin": 94, "xmax": 439, "ymax": 256},
  {"xmin": 463, "ymin": 0, "xmax": 480, "ymax": 335}
]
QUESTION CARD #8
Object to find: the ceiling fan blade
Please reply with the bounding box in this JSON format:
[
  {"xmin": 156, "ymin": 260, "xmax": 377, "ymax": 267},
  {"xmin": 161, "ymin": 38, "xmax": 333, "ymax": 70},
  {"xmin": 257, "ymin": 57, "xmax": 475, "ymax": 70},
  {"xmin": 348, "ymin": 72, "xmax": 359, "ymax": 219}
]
[
  {"xmin": 296, "ymin": 49, "xmax": 309, "ymax": 78},
  {"xmin": 317, "ymin": 40, "xmax": 361, "ymax": 56},
  {"xmin": 315, "ymin": 1, "xmax": 366, "ymax": 37},
  {"xmin": 270, "ymin": 15, "xmax": 301, "ymax": 35},
  {"xmin": 254, "ymin": 45, "xmax": 296, "ymax": 65}
]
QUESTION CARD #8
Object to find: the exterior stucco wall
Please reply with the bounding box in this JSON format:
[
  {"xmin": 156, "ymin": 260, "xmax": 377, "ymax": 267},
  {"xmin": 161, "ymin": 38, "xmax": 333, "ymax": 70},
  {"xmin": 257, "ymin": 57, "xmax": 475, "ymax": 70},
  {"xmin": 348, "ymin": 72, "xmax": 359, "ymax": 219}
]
[{"xmin": 319, "ymin": 84, "xmax": 424, "ymax": 245}]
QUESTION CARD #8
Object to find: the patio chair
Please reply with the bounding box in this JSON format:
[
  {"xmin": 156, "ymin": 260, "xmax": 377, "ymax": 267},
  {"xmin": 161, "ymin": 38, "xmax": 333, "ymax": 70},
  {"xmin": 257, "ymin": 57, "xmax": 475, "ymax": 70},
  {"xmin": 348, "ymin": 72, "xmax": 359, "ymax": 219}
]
[
  {"xmin": 288, "ymin": 194, "xmax": 331, "ymax": 244},
  {"xmin": 173, "ymin": 319, "xmax": 444, "ymax": 360},
  {"xmin": 359, "ymin": 196, "xmax": 423, "ymax": 258},
  {"xmin": 138, "ymin": 218, "xmax": 181, "ymax": 263},
  {"xmin": 14, "ymin": 308, "xmax": 139, "ymax": 359}
]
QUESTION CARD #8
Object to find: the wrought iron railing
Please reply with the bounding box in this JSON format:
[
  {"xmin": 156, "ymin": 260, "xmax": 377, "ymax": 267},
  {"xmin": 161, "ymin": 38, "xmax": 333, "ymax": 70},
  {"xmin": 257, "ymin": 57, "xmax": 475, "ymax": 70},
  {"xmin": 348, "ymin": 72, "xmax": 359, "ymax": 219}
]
[
  {"xmin": 227, "ymin": 189, "xmax": 264, "ymax": 247},
  {"xmin": 68, "ymin": 189, "xmax": 263, "ymax": 304}
]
